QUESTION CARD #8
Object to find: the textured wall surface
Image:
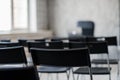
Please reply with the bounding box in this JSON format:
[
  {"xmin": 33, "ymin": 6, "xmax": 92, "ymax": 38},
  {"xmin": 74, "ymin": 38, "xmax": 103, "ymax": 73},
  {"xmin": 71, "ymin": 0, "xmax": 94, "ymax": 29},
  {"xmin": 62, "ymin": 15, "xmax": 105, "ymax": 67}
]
[
  {"xmin": 36, "ymin": 0, "xmax": 120, "ymax": 59},
  {"xmin": 47, "ymin": 0, "xmax": 120, "ymax": 59},
  {"xmin": 48, "ymin": 0, "xmax": 119, "ymax": 38},
  {"xmin": 29, "ymin": 0, "xmax": 37, "ymax": 32},
  {"xmin": 37, "ymin": 0, "xmax": 48, "ymax": 29}
]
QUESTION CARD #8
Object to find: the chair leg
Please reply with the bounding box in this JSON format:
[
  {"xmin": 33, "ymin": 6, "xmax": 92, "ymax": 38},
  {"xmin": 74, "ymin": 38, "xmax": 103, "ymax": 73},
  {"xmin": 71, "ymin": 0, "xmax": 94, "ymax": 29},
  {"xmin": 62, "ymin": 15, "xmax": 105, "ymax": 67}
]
[
  {"xmin": 89, "ymin": 68, "xmax": 93, "ymax": 80},
  {"xmin": 117, "ymin": 47, "xmax": 120, "ymax": 76},
  {"xmin": 117, "ymin": 62, "xmax": 119, "ymax": 76},
  {"xmin": 109, "ymin": 74, "xmax": 111, "ymax": 80},
  {"xmin": 66, "ymin": 70, "xmax": 70, "ymax": 80},
  {"xmin": 72, "ymin": 68, "xmax": 75, "ymax": 80}
]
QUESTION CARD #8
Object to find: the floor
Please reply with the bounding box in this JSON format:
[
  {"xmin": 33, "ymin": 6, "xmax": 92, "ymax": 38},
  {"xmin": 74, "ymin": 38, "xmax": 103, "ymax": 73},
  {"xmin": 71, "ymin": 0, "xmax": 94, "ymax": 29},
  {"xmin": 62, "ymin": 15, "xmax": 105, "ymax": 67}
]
[
  {"xmin": 25, "ymin": 47, "xmax": 120, "ymax": 80},
  {"xmin": 39, "ymin": 65, "xmax": 119, "ymax": 80}
]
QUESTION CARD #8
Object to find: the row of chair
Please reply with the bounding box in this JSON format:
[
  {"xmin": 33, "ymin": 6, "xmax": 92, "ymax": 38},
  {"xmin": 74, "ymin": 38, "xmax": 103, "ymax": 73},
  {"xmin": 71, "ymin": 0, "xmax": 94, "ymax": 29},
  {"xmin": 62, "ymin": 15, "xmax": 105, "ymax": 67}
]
[
  {"xmin": 0, "ymin": 46, "xmax": 92, "ymax": 80},
  {"xmin": 26, "ymin": 36, "xmax": 118, "ymax": 80},
  {"xmin": 0, "ymin": 45, "xmax": 39, "ymax": 80},
  {"xmin": 27, "ymin": 36, "xmax": 119, "ymax": 69},
  {"xmin": 0, "ymin": 39, "xmax": 38, "ymax": 80},
  {"xmin": 28, "ymin": 41, "xmax": 112, "ymax": 80},
  {"xmin": 0, "ymin": 36, "xmax": 118, "ymax": 80}
]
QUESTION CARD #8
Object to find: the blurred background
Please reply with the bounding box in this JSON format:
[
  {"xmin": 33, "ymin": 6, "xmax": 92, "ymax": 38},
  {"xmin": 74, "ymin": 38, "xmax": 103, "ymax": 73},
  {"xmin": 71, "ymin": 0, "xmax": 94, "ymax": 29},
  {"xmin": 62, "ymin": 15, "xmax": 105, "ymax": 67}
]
[
  {"xmin": 0, "ymin": 1, "xmax": 120, "ymax": 80},
  {"xmin": 0, "ymin": 0, "xmax": 119, "ymax": 38}
]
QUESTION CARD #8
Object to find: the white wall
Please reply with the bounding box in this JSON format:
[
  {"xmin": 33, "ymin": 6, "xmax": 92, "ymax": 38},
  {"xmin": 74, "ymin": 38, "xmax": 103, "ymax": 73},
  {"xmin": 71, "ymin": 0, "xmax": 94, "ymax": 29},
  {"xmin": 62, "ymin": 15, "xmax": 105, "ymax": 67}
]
[
  {"xmin": 48, "ymin": 0, "xmax": 119, "ymax": 38},
  {"xmin": 29, "ymin": 0, "xmax": 37, "ymax": 32},
  {"xmin": 36, "ymin": 0, "xmax": 48, "ymax": 30}
]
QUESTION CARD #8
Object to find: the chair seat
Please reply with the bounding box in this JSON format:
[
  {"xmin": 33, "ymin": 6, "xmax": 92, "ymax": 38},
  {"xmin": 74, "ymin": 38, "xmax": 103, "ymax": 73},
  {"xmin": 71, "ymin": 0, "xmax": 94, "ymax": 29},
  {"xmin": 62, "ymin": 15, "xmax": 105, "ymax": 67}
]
[
  {"xmin": 37, "ymin": 66, "xmax": 70, "ymax": 73},
  {"xmin": 74, "ymin": 67, "xmax": 111, "ymax": 74},
  {"xmin": 92, "ymin": 59, "xmax": 118, "ymax": 64}
]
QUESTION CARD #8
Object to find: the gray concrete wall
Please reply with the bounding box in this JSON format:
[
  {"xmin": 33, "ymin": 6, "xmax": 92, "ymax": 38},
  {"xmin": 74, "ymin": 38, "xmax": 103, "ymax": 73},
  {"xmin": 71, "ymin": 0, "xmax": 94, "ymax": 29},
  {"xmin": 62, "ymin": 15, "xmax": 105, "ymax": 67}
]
[
  {"xmin": 29, "ymin": 0, "xmax": 37, "ymax": 32},
  {"xmin": 36, "ymin": 0, "xmax": 48, "ymax": 30},
  {"xmin": 48, "ymin": 0, "xmax": 119, "ymax": 38},
  {"xmin": 36, "ymin": 0, "xmax": 120, "ymax": 59}
]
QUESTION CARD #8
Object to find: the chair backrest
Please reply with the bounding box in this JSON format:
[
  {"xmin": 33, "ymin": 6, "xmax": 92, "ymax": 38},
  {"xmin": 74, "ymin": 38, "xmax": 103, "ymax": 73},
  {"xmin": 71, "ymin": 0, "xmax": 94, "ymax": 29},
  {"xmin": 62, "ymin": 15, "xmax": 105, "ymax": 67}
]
[
  {"xmin": 77, "ymin": 21, "xmax": 94, "ymax": 36},
  {"xmin": 86, "ymin": 36, "xmax": 117, "ymax": 46},
  {"xmin": 51, "ymin": 37, "xmax": 68, "ymax": 42},
  {"xmin": 69, "ymin": 42, "xmax": 87, "ymax": 49},
  {"xmin": 69, "ymin": 37, "xmax": 86, "ymax": 42},
  {"xmin": 0, "ymin": 46, "xmax": 27, "ymax": 64},
  {"xmin": 0, "ymin": 66, "xmax": 39, "ymax": 80},
  {"xmin": 18, "ymin": 39, "xmax": 28, "ymax": 47},
  {"xmin": 34, "ymin": 38, "xmax": 46, "ymax": 42},
  {"xmin": 46, "ymin": 41, "xmax": 63, "ymax": 49},
  {"xmin": 0, "ymin": 39, "xmax": 11, "ymax": 42},
  {"xmin": 105, "ymin": 36, "xmax": 117, "ymax": 46},
  {"xmin": 28, "ymin": 41, "xmax": 46, "ymax": 50},
  {"xmin": 0, "ymin": 42, "xmax": 20, "ymax": 48},
  {"xmin": 30, "ymin": 48, "xmax": 91, "ymax": 67},
  {"xmin": 51, "ymin": 38, "xmax": 69, "ymax": 48},
  {"xmin": 87, "ymin": 41, "xmax": 108, "ymax": 54},
  {"xmin": 28, "ymin": 41, "xmax": 64, "ymax": 52},
  {"xmin": 86, "ymin": 37, "xmax": 103, "ymax": 42}
]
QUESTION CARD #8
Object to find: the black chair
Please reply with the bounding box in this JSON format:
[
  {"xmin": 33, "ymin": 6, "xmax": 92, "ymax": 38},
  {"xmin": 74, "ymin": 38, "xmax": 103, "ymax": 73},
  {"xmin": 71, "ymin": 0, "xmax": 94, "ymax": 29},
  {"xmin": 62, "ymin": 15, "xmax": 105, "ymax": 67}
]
[
  {"xmin": 34, "ymin": 38, "xmax": 47, "ymax": 42},
  {"xmin": 30, "ymin": 48, "xmax": 93, "ymax": 80},
  {"xmin": 46, "ymin": 41, "xmax": 64, "ymax": 49},
  {"xmin": 0, "ymin": 66, "xmax": 39, "ymax": 80},
  {"xmin": 86, "ymin": 36, "xmax": 104, "ymax": 42},
  {"xmin": 77, "ymin": 21, "xmax": 95, "ymax": 37},
  {"xmin": 51, "ymin": 37, "xmax": 68, "ymax": 41},
  {"xmin": 18, "ymin": 38, "xmax": 50, "ymax": 47},
  {"xmin": 27, "ymin": 41, "xmax": 46, "ymax": 52},
  {"xmin": 0, "ymin": 42, "xmax": 20, "ymax": 48},
  {"xmin": 105, "ymin": 36, "xmax": 117, "ymax": 45},
  {"xmin": 73, "ymin": 41, "xmax": 111, "ymax": 80},
  {"xmin": 69, "ymin": 37, "xmax": 86, "ymax": 42},
  {"xmin": 0, "ymin": 39, "xmax": 11, "ymax": 42},
  {"xmin": 69, "ymin": 42, "xmax": 87, "ymax": 49},
  {"xmin": 51, "ymin": 38, "xmax": 70, "ymax": 49},
  {"xmin": 28, "ymin": 41, "xmax": 70, "ymax": 80},
  {"xmin": 0, "ymin": 46, "xmax": 27, "ymax": 66},
  {"xmin": 27, "ymin": 41, "xmax": 64, "ymax": 51},
  {"xmin": 18, "ymin": 39, "xmax": 31, "ymax": 47},
  {"xmin": 91, "ymin": 36, "xmax": 119, "ymax": 75},
  {"xmin": 18, "ymin": 39, "xmax": 37, "ymax": 47}
]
